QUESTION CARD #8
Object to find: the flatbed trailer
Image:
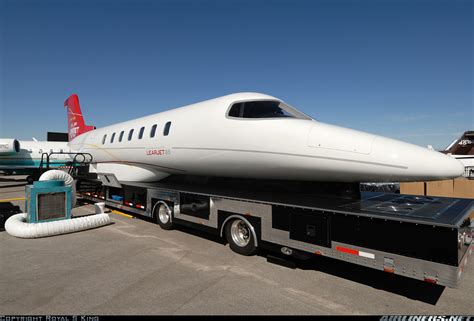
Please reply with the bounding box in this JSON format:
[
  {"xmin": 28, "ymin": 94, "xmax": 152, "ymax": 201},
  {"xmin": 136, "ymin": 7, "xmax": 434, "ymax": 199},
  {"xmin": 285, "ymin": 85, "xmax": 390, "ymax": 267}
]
[{"xmin": 78, "ymin": 176, "xmax": 473, "ymax": 288}]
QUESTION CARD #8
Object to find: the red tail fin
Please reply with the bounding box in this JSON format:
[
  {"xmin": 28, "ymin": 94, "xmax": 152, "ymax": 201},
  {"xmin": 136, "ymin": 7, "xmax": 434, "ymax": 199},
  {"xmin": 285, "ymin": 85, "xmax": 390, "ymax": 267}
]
[{"xmin": 64, "ymin": 94, "xmax": 95, "ymax": 141}]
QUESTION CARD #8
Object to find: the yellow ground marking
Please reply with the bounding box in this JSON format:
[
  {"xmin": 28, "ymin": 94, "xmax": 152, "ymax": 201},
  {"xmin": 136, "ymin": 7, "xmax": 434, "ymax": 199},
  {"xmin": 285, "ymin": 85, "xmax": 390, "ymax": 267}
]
[
  {"xmin": 0, "ymin": 197, "xmax": 25, "ymax": 203},
  {"xmin": 111, "ymin": 209, "xmax": 134, "ymax": 219}
]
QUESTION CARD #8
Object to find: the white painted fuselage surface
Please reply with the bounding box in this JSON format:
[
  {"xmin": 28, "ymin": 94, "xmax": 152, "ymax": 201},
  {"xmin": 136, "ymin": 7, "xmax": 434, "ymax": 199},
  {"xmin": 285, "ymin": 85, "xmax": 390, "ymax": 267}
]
[
  {"xmin": 67, "ymin": 93, "xmax": 464, "ymax": 182},
  {"xmin": 0, "ymin": 140, "xmax": 71, "ymax": 172}
]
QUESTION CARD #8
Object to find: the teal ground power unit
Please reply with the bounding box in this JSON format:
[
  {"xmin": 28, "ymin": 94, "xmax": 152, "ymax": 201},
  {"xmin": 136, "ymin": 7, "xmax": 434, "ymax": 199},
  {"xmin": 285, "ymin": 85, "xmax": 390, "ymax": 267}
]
[{"xmin": 25, "ymin": 180, "xmax": 72, "ymax": 223}]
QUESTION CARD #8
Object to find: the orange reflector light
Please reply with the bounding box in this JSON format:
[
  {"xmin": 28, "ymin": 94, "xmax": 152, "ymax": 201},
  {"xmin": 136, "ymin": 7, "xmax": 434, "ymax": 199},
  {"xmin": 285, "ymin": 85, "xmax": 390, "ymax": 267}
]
[
  {"xmin": 424, "ymin": 278, "xmax": 437, "ymax": 284},
  {"xmin": 383, "ymin": 267, "xmax": 394, "ymax": 273}
]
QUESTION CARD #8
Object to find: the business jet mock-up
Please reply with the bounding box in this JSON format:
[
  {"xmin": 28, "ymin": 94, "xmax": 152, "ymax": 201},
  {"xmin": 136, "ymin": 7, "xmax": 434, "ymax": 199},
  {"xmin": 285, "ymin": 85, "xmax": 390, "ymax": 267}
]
[{"xmin": 64, "ymin": 93, "xmax": 464, "ymax": 183}]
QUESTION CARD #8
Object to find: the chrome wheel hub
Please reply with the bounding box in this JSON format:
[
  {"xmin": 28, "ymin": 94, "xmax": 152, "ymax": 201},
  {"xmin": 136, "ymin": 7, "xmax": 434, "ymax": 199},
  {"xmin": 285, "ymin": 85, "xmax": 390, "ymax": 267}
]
[
  {"xmin": 158, "ymin": 205, "xmax": 170, "ymax": 223},
  {"xmin": 230, "ymin": 220, "xmax": 250, "ymax": 247}
]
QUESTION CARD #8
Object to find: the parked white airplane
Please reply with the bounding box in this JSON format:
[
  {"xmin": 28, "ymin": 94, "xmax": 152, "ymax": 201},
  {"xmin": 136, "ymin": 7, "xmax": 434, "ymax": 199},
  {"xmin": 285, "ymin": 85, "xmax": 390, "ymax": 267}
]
[
  {"xmin": 65, "ymin": 93, "xmax": 464, "ymax": 183},
  {"xmin": 442, "ymin": 131, "xmax": 474, "ymax": 178},
  {"xmin": 0, "ymin": 139, "xmax": 72, "ymax": 182}
]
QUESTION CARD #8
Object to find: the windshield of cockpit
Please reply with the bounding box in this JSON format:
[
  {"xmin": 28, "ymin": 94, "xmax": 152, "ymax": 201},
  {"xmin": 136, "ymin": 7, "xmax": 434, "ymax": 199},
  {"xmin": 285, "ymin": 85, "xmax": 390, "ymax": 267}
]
[{"xmin": 228, "ymin": 100, "xmax": 312, "ymax": 120}]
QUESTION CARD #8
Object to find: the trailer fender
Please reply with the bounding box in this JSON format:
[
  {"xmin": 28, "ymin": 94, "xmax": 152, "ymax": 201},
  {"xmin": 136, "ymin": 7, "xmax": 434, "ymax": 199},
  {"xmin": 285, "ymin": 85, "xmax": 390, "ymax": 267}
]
[{"xmin": 220, "ymin": 215, "xmax": 258, "ymax": 248}]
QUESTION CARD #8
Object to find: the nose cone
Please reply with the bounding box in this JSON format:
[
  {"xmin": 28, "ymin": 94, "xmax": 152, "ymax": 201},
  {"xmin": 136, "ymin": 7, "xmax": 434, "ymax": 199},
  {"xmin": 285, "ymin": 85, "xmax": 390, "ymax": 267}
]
[
  {"xmin": 416, "ymin": 150, "xmax": 465, "ymax": 180},
  {"xmin": 372, "ymin": 137, "xmax": 465, "ymax": 181}
]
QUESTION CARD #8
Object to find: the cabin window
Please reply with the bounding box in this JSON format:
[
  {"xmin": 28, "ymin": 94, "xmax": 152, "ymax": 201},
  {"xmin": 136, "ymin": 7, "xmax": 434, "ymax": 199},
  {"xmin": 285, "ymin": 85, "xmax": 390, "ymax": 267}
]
[
  {"xmin": 102, "ymin": 135, "xmax": 107, "ymax": 144},
  {"xmin": 139, "ymin": 126, "xmax": 145, "ymax": 139},
  {"xmin": 119, "ymin": 131, "xmax": 124, "ymax": 142},
  {"xmin": 164, "ymin": 122, "xmax": 171, "ymax": 136},
  {"xmin": 229, "ymin": 103, "xmax": 244, "ymax": 117},
  {"xmin": 128, "ymin": 129, "xmax": 134, "ymax": 141},
  {"xmin": 110, "ymin": 133, "xmax": 116, "ymax": 143},
  {"xmin": 228, "ymin": 101, "xmax": 310, "ymax": 119},
  {"xmin": 150, "ymin": 124, "xmax": 157, "ymax": 138}
]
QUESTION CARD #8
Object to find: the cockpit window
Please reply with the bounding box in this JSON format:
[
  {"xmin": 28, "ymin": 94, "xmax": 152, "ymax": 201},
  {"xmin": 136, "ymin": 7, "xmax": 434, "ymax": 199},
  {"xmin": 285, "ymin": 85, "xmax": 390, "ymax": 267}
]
[
  {"xmin": 228, "ymin": 103, "xmax": 243, "ymax": 117},
  {"xmin": 228, "ymin": 100, "xmax": 311, "ymax": 120}
]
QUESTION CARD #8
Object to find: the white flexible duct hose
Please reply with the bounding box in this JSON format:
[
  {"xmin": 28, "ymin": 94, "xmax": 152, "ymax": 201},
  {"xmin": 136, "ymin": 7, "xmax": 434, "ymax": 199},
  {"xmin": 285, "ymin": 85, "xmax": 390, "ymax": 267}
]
[
  {"xmin": 5, "ymin": 213, "xmax": 111, "ymax": 239},
  {"xmin": 39, "ymin": 170, "xmax": 76, "ymax": 207},
  {"xmin": 5, "ymin": 170, "xmax": 110, "ymax": 238}
]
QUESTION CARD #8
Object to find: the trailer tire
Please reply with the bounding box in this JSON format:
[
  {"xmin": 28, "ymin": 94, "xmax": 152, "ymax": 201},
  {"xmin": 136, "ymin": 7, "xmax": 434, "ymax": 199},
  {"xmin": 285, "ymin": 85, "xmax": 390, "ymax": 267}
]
[
  {"xmin": 225, "ymin": 218, "xmax": 257, "ymax": 256},
  {"xmin": 26, "ymin": 176, "xmax": 34, "ymax": 184},
  {"xmin": 154, "ymin": 203, "xmax": 174, "ymax": 230}
]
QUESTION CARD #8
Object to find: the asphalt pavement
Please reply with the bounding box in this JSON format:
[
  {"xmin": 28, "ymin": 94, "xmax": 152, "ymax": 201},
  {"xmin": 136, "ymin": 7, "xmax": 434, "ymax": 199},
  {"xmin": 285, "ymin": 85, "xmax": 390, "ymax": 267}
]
[{"xmin": 1, "ymin": 175, "xmax": 473, "ymax": 315}]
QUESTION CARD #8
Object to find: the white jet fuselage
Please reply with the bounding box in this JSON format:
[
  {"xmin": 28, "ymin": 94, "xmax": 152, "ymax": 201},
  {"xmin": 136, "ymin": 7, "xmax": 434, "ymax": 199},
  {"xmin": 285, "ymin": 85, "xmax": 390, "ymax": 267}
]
[
  {"xmin": 68, "ymin": 93, "xmax": 464, "ymax": 182},
  {"xmin": 0, "ymin": 140, "xmax": 71, "ymax": 172}
]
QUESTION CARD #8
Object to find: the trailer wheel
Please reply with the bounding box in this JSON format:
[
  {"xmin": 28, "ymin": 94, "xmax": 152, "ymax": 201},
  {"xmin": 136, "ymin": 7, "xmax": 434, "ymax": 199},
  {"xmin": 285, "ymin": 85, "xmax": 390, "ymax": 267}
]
[
  {"xmin": 154, "ymin": 203, "xmax": 174, "ymax": 230},
  {"xmin": 225, "ymin": 218, "xmax": 257, "ymax": 256},
  {"xmin": 26, "ymin": 176, "xmax": 34, "ymax": 184}
]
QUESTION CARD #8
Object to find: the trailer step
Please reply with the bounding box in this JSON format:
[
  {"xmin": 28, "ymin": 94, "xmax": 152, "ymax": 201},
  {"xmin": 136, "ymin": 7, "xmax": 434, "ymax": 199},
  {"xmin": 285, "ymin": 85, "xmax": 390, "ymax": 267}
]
[{"xmin": 266, "ymin": 255, "xmax": 297, "ymax": 269}]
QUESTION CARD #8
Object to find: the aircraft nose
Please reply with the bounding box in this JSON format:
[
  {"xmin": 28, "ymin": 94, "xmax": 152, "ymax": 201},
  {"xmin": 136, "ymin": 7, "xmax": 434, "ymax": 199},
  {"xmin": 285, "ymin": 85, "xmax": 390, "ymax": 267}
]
[
  {"xmin": 372, "ymin": 137, "xmax": 465, "ymax": 181},
  {"xmin": 418, "ymin": 150, "xmax": 465, "ymax": 179}
]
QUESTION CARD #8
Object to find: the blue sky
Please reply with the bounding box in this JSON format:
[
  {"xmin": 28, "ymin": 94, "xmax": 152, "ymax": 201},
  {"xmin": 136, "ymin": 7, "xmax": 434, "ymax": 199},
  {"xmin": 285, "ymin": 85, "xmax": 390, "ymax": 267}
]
[{"xmin": 0, "ymin": 0, "xmax": 472, "ymax": 149}]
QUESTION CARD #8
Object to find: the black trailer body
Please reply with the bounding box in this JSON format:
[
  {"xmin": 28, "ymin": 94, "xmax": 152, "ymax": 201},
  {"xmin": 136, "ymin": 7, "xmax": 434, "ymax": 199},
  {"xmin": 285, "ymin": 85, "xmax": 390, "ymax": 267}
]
[{"xmin": 79, "ymin": 178, "xmax": 473, "ymax": 288}]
